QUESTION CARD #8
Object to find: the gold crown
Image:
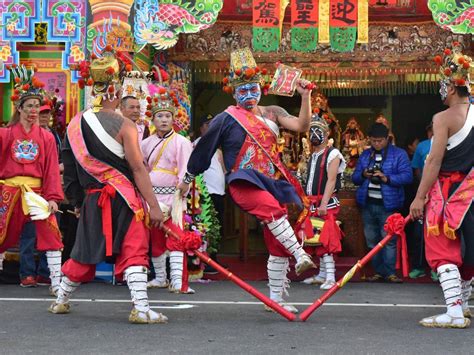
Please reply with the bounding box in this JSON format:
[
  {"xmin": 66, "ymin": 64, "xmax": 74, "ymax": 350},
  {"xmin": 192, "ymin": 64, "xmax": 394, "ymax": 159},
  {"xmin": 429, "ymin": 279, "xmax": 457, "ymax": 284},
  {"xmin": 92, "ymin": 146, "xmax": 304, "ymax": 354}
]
[
  {"xmin": 435, "ymin": 42, "xmax": 473, "ymax": 93},
  {"xmin": 222, "ymin": 47, "xmax": 267, "ymax": 93},
  {"xmin": 145, "ymin": 86, "xmax": 179, "ymax": 117}
]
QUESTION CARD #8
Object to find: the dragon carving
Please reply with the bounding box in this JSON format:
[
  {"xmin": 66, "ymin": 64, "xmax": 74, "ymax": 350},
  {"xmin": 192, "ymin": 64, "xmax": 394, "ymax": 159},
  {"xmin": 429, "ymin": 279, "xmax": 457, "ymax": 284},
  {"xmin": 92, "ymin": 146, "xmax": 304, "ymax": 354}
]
[
  {"xmin": 428, "ymin": 0, "xmax": 474, "ymax": 34},
  {"xmin": 134, "ymin": 0, "xmax": 223, "ymax": 50}
]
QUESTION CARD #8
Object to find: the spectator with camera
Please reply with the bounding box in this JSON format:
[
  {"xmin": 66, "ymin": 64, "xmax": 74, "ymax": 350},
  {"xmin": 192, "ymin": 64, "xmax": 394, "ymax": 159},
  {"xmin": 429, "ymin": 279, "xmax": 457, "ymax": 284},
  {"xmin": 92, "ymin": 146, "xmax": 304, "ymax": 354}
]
[{"xmin": 353, "ymin": 122, "xmax": 413, "ymax": 283}]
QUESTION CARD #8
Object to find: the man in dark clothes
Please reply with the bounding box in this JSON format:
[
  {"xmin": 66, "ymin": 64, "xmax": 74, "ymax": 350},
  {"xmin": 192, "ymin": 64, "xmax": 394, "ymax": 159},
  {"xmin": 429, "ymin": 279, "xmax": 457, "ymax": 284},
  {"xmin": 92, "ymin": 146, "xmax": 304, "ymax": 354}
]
[{"xmin": 49, "ymin": 48, "xmax": 167, "ymax": 324}]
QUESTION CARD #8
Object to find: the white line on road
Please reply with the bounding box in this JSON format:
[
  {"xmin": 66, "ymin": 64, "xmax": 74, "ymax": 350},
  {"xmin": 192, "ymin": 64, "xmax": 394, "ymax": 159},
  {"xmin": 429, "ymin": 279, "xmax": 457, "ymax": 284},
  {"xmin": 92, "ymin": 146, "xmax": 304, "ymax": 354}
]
[{"xmin": 0, "ymin": 297, "xmax": 468, "ymax": 309}]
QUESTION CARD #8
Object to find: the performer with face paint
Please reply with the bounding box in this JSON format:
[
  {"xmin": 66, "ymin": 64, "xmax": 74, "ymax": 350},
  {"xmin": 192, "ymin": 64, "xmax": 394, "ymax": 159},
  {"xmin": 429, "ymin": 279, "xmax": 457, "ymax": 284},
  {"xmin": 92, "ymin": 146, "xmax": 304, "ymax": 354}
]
[
  {"xmin": 177, "ymin": 47, "xmax": 315, "ymax": 313},
  {"xmin": 0, "ymin": 66, "xmax": 63, "ymax": 295},
  {"xmin": 410, "ymin": 43, "xmax": 474, "ymax": 329},
  {"xmin": 299, "ymin": 114, "xmax": 346, "ymax": 289},
  {"xmin": 140, "ymin": 85, "xmax": 194, "ymax": 294}
]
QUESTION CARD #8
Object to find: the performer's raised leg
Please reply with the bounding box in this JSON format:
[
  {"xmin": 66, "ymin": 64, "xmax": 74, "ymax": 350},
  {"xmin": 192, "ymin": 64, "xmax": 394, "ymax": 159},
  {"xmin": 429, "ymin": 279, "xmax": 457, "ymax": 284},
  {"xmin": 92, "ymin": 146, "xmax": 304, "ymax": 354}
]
[{"xmin": 266, "ymin": 216, "xmax": 315, "ymax": 275}]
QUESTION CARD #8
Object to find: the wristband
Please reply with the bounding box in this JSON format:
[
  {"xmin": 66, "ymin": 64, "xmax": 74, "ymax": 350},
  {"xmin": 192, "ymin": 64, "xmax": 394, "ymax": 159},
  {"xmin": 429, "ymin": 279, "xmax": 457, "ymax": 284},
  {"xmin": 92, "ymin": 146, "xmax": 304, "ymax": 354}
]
[{"xmin": 183, "ymin": 172, "xmax": 195, "ymax": 184}]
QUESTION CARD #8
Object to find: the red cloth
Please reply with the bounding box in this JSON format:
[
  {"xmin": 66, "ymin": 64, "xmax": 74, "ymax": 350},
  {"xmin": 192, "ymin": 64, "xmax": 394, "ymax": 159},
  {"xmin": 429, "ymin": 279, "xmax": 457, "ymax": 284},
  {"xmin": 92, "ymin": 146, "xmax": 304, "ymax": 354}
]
[
  {"xmin": 0, "ymin": 123, "xmax": 63, "ymax": 201},
  {"xmin": 384, "ymin": 213, "xmax": 409, "ymax": 277},
  {"xmin": 301, "ymin": 207, "xmax": 342, "ymax": 257},
  {"xmin": 230, "ymin": 180, "xmax": 293, "ymax": 257},
  {"xmin": 0, "ymin": 190, "xmax": 62, "ymax": 253},
  {"xmin": 150, "ymin": 219, "xmax": 196, "ymax": 256},
  {"xmin": 87, "ymin": 185, "xmax": 116, "ymax": 257},
  {"xmin": 425, "ymin": 222, "xmax": 462, "ymax": 269},
  {"xmin": 62, "ymin": 215, "xmax": 150, "ymax": 282}
]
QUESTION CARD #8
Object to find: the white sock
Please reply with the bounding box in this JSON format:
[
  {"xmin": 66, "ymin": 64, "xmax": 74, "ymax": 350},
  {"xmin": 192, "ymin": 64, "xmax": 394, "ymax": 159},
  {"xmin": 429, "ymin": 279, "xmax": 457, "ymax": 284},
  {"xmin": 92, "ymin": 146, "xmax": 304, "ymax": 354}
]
[
  {"xmin": 46, "ymin": 250, "xmax": 62, "ymax": 292},
  {"xmin": 267, "ymin": 216, "xmax": 305, "ymax": 261},
  {"xmin": 461, "ymin": 277, "xmax": 473, "ymax": 312},
  {"xmin": 151, "ymin": 254, "xmax": 167, "ymax": 283},
  {"xmin": 125, "ymin": 266, "xmax": 150, "ymax": 313},
  {"xmin": 323, "ymin": 254, "xmax": 336, "ymax": 283},
  {"xmin": 317, "ymin": 257, "xmax": 327, "ymax": 280},
  {"xmin": 169, "ymin": 251, "xmax": 184, "ymax": 290},
  {"xmin": 438, "ymin": 264, "xmax": 463, "ymax": 318},
  {"xmin": 267, "ymin": 255, "xmax": 290, "ymax": 302},
  {"xmin": 56, "ymin": 276, "xmax": 80, "ymax": 304}
]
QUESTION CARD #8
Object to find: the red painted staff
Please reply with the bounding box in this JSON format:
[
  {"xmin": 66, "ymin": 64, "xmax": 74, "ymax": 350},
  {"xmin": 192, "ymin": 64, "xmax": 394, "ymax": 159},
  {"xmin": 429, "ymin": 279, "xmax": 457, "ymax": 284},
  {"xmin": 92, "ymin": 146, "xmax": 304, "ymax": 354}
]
[
  {"xmin": 299, "ymin": 213, "xmax": 411, "ymax": 322},
  {"xmin": 160, "ymin": 223, "xmax": 297, "ymax": 322}
]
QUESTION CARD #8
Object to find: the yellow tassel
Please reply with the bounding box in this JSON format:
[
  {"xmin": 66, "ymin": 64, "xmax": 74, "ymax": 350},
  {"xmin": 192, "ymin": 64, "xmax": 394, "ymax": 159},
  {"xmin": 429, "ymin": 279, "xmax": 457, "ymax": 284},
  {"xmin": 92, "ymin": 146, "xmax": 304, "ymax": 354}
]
[
  {"xmin": 427, "ymin": 224, "xmax": 440, "ymax": 237},
  {"xmin": 92, "ymin": 95, "xmax": 103, "ymax": 113},
  {"xmin": 443, "ymin": 221, "xmax": 457, "ymax": 240},
  {"xmin": 135, "ymin": 208, "xmax": 144, "ymax": 222}
]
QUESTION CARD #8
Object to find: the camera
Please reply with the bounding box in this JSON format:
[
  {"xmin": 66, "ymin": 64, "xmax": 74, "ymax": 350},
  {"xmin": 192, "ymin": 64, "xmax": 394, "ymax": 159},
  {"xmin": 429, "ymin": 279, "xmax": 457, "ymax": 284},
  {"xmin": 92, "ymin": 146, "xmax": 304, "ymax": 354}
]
[{"xmin": 367, "ymin": 164, "xmax": 383, "ymax": 184}]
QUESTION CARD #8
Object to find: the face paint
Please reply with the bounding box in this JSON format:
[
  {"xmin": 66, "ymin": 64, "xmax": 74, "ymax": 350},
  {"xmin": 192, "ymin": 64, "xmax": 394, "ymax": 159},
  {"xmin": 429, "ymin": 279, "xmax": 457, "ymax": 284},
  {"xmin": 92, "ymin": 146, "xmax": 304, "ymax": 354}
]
[
  {"xmin": 309, "ymin": 126, "xmax": 325, "ymax": 146},
  {"xmin": 439, "ymin": 79, "xmax": 449, "ymax": 102},
  {"xmin": 235, "ymin": 83, "xmax": 261, "ymax": 110}
]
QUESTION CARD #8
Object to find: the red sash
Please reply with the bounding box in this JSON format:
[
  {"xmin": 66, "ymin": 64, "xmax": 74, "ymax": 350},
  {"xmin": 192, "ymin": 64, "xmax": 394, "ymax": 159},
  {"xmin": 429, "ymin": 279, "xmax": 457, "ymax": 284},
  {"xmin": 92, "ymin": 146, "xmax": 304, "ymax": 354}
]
[
  {"xmin": 226, "ymin": 105, "xmax": 309, "ymax": 226},
  {"xmin": 67, "ymin": 112, "xmax": 145, "ymax": 222},
  {"xmin": 0, "ymin": 186, "xmax": 21, "ymax": 246},
  {"xmin": 426, "ymin": 168, "xmax": 474, "ymax": 240}
]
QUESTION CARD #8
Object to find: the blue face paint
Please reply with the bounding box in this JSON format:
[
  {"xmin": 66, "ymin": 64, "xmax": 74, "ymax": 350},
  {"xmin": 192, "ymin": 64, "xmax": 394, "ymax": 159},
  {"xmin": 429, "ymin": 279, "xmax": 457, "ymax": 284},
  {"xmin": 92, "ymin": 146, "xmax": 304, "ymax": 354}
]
[{"xmin": 234, "ymin": 83, "xmax": 261, "ymax": 110}]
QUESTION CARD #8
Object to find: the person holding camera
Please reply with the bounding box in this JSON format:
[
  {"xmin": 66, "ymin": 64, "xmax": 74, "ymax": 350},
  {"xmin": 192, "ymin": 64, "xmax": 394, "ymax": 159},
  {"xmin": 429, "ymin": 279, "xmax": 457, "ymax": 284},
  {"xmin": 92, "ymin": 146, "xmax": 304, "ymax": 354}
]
[{"xmin": 353, "ymin": 122, "xmax": 413, "ymax": 283}]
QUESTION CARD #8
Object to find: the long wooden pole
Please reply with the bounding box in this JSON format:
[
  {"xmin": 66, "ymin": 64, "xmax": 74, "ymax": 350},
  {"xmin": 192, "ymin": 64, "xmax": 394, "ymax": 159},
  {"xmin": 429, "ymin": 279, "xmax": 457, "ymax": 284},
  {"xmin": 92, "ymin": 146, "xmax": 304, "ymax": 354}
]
[
  {"xmin": 161, "ymin": 224, "xmax": 297, "ymax": 321},
  {"xmin": 299, "ymin": 215, "xmax": 411, "ymax": 321}
]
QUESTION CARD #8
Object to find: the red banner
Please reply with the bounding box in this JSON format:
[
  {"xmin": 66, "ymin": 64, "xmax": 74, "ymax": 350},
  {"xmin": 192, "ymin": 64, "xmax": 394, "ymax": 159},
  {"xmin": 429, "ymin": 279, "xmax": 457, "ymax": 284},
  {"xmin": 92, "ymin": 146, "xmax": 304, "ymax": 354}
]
[
  {"xmin": 253, "ymin": 0, "xmax": 281, "ymax": 28},
  {"xmin": 329, "ymin": 0, "xmax": 358, "ymax": 27},
  {"xmin": 291, "ymin": 0, "xmax": 318, "ymax": 28}
]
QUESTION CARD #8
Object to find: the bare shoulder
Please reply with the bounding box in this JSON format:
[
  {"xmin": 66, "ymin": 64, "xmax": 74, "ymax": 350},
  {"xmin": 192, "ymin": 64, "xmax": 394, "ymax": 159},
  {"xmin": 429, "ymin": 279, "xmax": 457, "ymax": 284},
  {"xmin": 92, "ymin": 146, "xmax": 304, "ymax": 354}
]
[
  {"xmin": 262, "ymin": 105, "xmax": 291, "ymax": 122},
  {"xmin": 95, "ymin": 110, "xmax": 128, "ymax": 139}
]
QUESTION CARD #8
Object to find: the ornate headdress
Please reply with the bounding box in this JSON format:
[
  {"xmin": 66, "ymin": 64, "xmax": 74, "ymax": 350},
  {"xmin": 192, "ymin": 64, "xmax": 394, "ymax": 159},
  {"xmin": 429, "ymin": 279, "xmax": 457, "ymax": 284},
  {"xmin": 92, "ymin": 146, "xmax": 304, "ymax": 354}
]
[
  {"xmin": 310, "ymin": 111, "xmax": 329, "ymax": 132},
  {"xmin": 222, "ymin": 47, "xmax": 267, "ymax": 93},
  {"xmin": 75, "ymin": 45, "xmax": 134, "ymax": 112},
  {"xmin": 434, "ymin": 42, "xmax": 474, "ymax": 94},
  {"xmin": 9, "ymin": 65, "xmax": 45, "ymax": 106},
  {"xmin": 145, "ymin": 84, "xmax": 180, "ymax": 117}
]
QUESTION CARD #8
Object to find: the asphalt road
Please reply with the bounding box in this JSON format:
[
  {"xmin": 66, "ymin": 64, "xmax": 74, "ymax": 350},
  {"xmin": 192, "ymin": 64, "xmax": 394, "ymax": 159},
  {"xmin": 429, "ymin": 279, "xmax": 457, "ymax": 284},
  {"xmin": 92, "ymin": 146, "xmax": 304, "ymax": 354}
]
[{"xmin": 0, "ymin": 281, "xmax": 472, "ymax": 354}]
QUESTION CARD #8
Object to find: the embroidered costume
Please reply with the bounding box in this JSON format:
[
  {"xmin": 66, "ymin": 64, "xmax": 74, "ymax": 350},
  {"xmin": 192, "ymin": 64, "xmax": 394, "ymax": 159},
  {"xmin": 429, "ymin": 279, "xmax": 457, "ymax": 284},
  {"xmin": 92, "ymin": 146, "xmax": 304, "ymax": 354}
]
[
  {"xmin": 49, "ymin": 47, "xmax": 167, "ymax": 324},
  {"xmin": 140, "ymin": 87, "xmax": 193, "ymax": 293},
  {"xmin": 183, "ymin": 48, "xmax": 315, "ymax": 313},
  {"xmin": 419, "ymin": 43, "xmax": 474, "ymax": 329},
  {"xmin": 300, "ymin": 114, "xmax": 346, "ymax": 290},
  {"xmin": 0, "ymin": 66, "xmax": 63, "ymax": 294}
]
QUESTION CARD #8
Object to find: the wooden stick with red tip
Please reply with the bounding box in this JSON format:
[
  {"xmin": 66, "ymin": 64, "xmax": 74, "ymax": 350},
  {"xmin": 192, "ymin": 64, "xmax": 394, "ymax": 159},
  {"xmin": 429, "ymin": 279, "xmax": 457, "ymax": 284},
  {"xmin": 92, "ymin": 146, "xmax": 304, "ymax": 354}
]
[
  {"xmin": 160, "ymin": 224, "xmax": 297, "ymax": 321},
  {"xmin": 299, "ymin": 214, "xmax": 411, "ymax": 322}
]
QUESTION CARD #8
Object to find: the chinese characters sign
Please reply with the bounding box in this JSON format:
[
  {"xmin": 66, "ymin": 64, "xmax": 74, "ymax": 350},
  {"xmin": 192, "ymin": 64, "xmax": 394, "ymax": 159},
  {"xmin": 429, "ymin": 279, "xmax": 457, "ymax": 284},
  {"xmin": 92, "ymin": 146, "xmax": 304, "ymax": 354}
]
[
  {"xmin": 252, "ymin": 0, "xmax": 281, "ymax": 52},
  {"xmin": 329, "ymin": 0, "xmax": 357, "ymax": 52},
  {"xmin": 291, "ymin": 0, "xmax": 318, "ymax": 52}
]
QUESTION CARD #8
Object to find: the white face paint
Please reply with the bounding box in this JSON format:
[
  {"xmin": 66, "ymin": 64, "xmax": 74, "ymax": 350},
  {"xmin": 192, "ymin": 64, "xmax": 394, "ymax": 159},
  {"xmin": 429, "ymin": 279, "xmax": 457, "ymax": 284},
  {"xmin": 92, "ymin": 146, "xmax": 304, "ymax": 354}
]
[{"xmin": 439, "ymin": 79, "xmax": 449, "ymax": 102}]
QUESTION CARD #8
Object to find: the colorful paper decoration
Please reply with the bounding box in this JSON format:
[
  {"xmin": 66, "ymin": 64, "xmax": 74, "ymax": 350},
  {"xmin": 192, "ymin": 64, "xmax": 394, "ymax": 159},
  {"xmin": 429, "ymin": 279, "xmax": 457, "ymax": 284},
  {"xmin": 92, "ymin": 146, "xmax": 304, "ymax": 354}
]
[
  {"xmin": 291, "ymin": 0, "xmax": 318, "ymax": 52},
  {"xmin": 134, "ymin": 0, "xmax": 223, "ymax": 51},
  {"xmin": 269, "ymin": 63, "xmax": 302, "ymax": 96},
  {"xmin": 252, "ymin": 0, "xmax": 282, "ymax": 52},
  {"xmin": 42, "ymin": 0, "xmax": 87, "ymax": 82},
  {"xmin": 329, "ymin": 0, "xmax": 357, "ymax": 52},
  {"xmin": 428, "ymin": 0, "xmax": 474, "ymax": 35}
]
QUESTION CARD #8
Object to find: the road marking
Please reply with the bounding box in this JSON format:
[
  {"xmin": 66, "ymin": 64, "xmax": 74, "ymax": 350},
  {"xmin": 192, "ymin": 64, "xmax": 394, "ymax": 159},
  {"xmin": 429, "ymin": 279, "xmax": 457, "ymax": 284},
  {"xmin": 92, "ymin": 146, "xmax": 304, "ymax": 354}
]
[
  {"xmin": 0, "ymin": 297, "xmax": 470, "ymax": 309},
  {"xmin": 150, "ymin": 304, "xmax": 195, "ymax": 309}
]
